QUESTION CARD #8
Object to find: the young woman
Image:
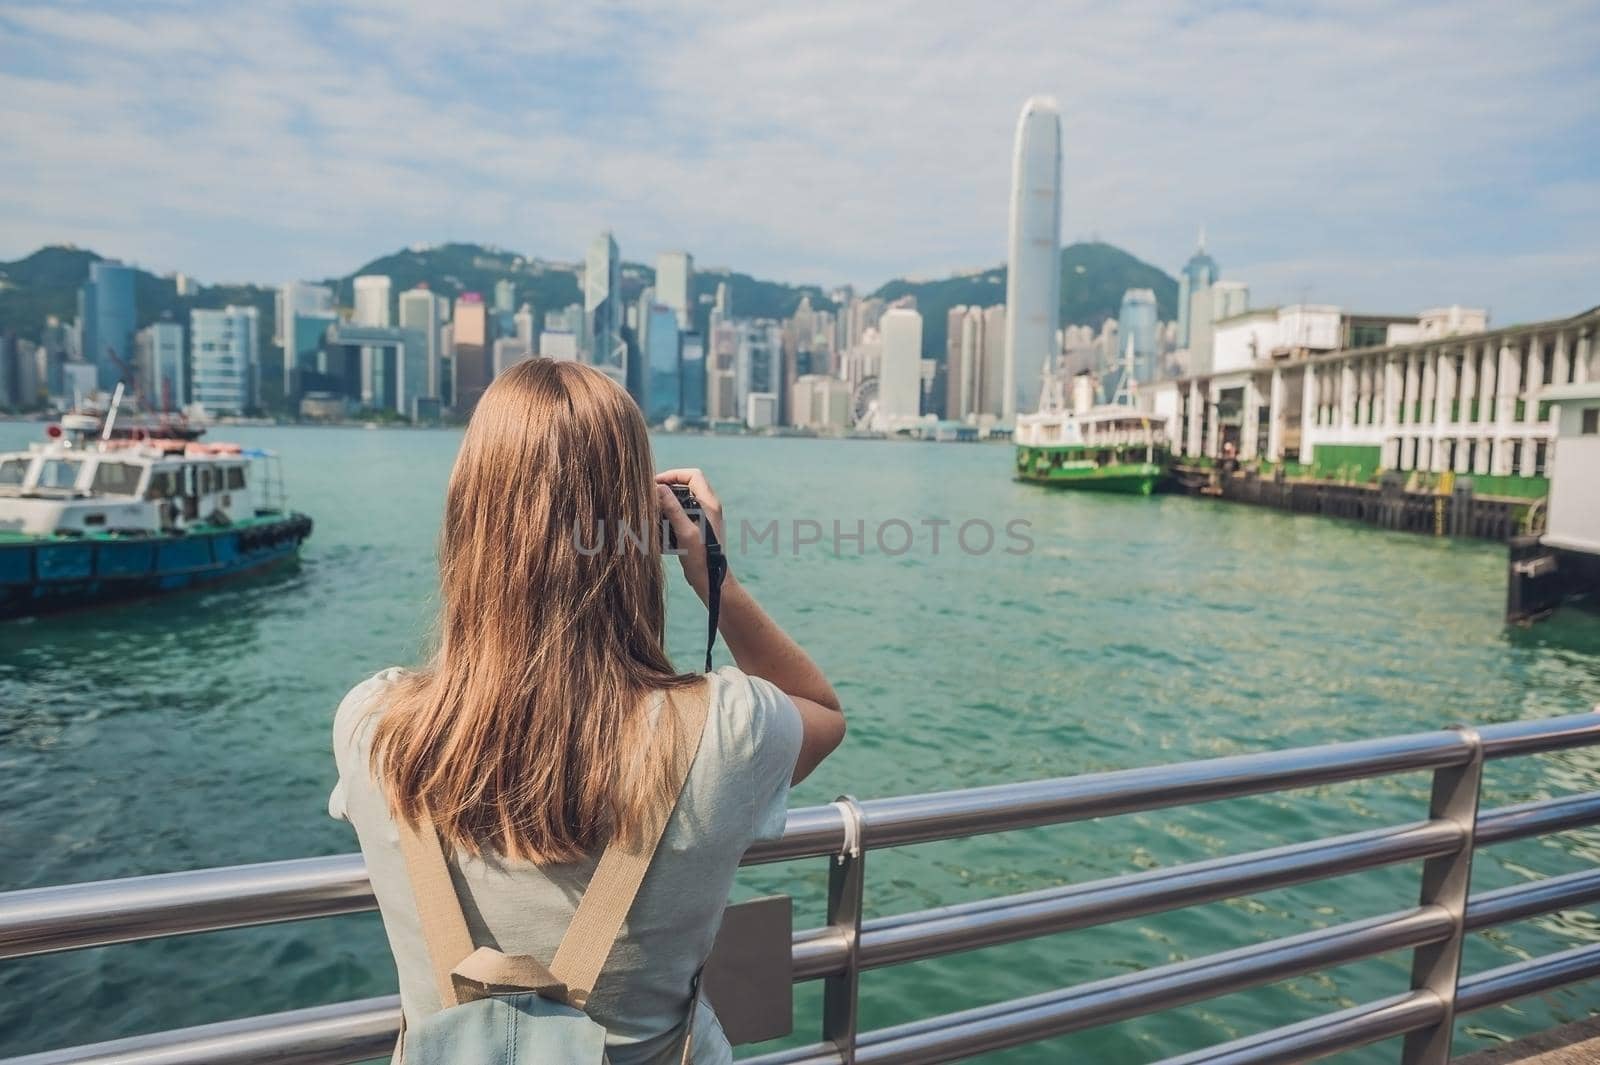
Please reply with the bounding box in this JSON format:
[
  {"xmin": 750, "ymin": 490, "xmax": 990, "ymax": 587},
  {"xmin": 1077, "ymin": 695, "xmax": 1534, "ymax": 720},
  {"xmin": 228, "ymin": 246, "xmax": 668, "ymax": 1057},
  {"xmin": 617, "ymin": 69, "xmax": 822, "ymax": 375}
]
[{"xmin": 330, "ymin": 358, "xmax": 845, "ymax": 1063}]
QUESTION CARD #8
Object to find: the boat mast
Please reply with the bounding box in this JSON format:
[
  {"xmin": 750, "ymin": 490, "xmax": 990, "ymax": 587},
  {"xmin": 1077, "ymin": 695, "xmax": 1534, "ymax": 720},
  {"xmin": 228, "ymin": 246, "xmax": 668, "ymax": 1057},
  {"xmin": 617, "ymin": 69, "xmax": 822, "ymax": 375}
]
[{"xmin": 101, "ymin": 383, "xmax": 126, "ymax": 442}]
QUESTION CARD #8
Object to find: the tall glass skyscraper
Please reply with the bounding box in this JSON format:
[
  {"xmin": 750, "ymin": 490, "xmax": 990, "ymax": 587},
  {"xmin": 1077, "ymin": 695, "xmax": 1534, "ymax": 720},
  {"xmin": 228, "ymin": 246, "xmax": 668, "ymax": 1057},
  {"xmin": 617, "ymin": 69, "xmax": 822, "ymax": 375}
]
[
  {"xmin": 656, "ymin": 252, "xmax": 694, "ymax": 331},
  {"xmin": 1003, "ymin": 96, "xmax": 1062, "ymax": 420},
  {"xmin": 79, "ymin": 260, "xmax": 136, "ymax": 390},
  {"xmin": 680, "ymin": 332, "xmax": 706, "ymax": 420},
  {"xmin": 586, "ymin": 232, "xmax": 624, "ymax": 385},
  {"xmin": 190, "ymin": 306, "xmax": 258, "ymax": 415},
  {"xmin": 451, "ymin": 293, "xmax": 492, "ymax": 416},
  {"xmin": 1176, "ymin": 231, "xmax": 1219, "ymax": 349},
  {"xmin": 644, "ymin": 304, "xmax": 681, "ymax": 424},
  {"xmin": 1118, "ymin": 288, "xmax": 1160, "ymax": 385}
]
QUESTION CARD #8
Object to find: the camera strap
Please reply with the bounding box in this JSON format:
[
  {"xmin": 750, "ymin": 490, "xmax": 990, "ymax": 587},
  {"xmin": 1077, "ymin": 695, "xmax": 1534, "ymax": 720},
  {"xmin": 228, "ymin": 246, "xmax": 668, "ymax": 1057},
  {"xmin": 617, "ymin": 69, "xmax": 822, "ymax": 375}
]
[{"xmin": 700, "ymin": 522, "xmax": 727, "ymax": 674}]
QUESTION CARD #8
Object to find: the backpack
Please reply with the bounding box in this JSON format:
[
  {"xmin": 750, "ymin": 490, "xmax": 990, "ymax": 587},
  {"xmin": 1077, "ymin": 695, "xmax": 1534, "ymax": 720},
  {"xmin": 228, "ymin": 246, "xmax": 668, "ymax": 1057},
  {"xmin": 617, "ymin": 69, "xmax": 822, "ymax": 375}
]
[{"xmin": 393, "ymin": 679, "xmax": 712, "ymax": 1065}]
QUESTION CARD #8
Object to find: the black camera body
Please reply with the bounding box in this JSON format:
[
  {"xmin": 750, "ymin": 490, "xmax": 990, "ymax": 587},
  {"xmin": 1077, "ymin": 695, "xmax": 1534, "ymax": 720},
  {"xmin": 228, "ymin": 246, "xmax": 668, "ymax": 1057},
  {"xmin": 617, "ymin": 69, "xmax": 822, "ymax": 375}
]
[{"xmin": 666, "ymin": 484, "xmax": 707, "ymax": 550}]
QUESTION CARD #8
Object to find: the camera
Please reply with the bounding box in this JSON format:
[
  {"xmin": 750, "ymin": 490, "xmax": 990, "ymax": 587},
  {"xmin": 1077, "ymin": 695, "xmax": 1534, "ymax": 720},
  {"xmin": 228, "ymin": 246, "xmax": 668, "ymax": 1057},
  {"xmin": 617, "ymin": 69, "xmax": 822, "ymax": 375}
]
[{"xmin": 665, "ymin": 484, "xmax": 704, "ymax": 550}]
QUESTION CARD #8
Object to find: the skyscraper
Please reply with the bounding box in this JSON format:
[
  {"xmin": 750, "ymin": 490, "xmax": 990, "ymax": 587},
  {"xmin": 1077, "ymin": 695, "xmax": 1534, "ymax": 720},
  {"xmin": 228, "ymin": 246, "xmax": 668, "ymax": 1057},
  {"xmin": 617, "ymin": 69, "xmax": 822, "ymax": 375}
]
[
  {"xmin": 945, "ymin": 306, "xmax": 969, "ymax": 419},
  {"xmin": 680, "ymin": 333, "xmax": 706, "ymax": 421},
  {"xmin": 644, "ymin": 304, "xmax": 681, "ymax": 424},
  {"xmin": 398, "ymin": 285, "xmax": 447, "ymax": 401},
  {"xmin": 656, "ymin": 252, "xmax": 694, "ymax": 331},
  {"xmin": 980, "ymin": 305, "xmax": 1008, "ymax": 417},
  {"xmin": 707, "ymin": 322, "xmax": 740, "ymax": 421},
  {"xmin": 1117, "ymin": 288, "xmax": 1160, "ymax": 385},
  {"xmin": 353, "ymin": 276, "xmax": 392, "ymax": 327},
  {"xmin": 585, "ymin": 232, "xmax": 624, "ymax": 384},
  {"xmin": 493, "ymin": 279, "xmax": 516, "ymax": 314},
  {"xmin": 452, "ymin": 293, "xmax": 492, "ymax": 416},
  {"xmin": 135, "ymin": 317, "xmax": 185, "ymax": 411},
  {"xmin": 79, "ymin": 260, "xmax": 136, "ymax": 390},
  {"xmin": 278, "ymin": 281, "xmax": 335, "ymax": 397},
  {"xmin": 1176, "ymin": 230, "xmax": 1219, "ymax": 349},
  {"xmin": 878, "ymin": 307, "xmax": 924, "ymax": 423},
  {"xmin": 1003, "ymin": 96, "xmax": 1062, "ymax": 420},
  {"xmin": 190, "ymin": 306, "xmax": 258, "ymax": 415}
]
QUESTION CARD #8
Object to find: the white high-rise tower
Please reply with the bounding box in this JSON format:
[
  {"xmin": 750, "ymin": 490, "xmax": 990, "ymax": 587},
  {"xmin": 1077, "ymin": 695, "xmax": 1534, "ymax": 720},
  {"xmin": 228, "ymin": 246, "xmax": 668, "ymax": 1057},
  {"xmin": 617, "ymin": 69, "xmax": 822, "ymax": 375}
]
[{"xmin": 1002, "ymin": 96, "xmax": 1062, "ymax": 420}]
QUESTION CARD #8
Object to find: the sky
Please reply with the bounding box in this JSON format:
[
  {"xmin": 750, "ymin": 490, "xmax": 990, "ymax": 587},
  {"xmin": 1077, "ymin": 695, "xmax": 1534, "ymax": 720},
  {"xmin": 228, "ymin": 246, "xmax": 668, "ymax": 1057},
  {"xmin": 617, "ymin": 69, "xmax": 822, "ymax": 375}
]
[{"xmin": 1, "ymin": 0, "xmax": 1597, "ymax": 323}]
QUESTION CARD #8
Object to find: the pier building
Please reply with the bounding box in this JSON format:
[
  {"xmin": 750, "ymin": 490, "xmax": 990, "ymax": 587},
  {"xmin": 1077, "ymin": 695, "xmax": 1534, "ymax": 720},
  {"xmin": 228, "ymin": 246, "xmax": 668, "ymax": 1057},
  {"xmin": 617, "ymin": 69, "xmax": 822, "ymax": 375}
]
[{"xmin": 1152, "ymin": 305, "xmax": 1600, "ymax": 498}]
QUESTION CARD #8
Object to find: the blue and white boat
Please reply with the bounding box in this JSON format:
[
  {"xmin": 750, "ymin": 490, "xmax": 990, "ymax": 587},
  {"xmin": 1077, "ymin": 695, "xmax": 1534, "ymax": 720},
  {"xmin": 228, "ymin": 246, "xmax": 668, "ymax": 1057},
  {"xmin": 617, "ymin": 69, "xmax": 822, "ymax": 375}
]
[{"xmin": 0, "ymin": 400, "xmax": 312, "ymax": 618}]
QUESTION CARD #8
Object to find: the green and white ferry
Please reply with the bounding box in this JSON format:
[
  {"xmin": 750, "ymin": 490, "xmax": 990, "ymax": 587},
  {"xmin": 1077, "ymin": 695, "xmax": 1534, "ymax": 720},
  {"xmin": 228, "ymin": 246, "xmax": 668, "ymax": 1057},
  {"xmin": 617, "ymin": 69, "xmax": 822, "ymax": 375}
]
[
  {"xmin": 1014, "ymin": 348, "xmax": 1173, "ymax": 495},
  {"xmin": 1013, "ymin": 403, "xmax": 1172, "ymax": 495}
]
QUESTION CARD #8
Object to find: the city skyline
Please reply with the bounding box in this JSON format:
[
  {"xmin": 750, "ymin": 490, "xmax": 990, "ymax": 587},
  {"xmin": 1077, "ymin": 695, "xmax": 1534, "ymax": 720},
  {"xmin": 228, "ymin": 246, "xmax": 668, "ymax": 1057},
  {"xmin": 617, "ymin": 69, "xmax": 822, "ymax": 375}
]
[{"xmin": 1, "ymin": 2, "xmax": 1596, "ymax": 324}]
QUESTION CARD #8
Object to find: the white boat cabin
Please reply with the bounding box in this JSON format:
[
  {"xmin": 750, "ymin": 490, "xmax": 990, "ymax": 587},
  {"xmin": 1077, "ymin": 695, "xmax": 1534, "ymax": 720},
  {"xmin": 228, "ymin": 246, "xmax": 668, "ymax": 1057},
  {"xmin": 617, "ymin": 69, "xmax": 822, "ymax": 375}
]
[
  {"xmin": 0, "ymin": 441, "xmax": 260, "ymax": 537},
  {"xmin": 1015, "ymin": 407, "xmax": 1172, "ymax": 449}
]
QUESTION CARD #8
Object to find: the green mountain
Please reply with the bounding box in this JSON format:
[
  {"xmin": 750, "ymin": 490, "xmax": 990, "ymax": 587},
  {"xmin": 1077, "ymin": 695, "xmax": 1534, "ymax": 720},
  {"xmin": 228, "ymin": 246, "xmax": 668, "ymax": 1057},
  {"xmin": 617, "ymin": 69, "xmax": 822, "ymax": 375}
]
[
  {"xmin": 872, "ymin": 241, "xmax": 1179, "ymax": 360},
  {"xmin": 333, "ymin": 245, "xmax": 838, "ymax": 341},
  {"xmin": 2, "ymin": 239, "xmax": 1176, "ymax": 369},
  {"xmin": 0, "ymin": 245, "xmax": 276, "ymax": 363}
]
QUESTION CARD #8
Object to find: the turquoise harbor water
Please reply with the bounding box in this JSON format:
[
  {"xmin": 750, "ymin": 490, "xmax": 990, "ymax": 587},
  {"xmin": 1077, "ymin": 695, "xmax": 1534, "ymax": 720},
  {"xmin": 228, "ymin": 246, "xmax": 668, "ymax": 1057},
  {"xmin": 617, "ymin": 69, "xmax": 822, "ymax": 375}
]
[{"xmin": 3, "ymin": 422, "xmax": 1600, "ymax": 1062}]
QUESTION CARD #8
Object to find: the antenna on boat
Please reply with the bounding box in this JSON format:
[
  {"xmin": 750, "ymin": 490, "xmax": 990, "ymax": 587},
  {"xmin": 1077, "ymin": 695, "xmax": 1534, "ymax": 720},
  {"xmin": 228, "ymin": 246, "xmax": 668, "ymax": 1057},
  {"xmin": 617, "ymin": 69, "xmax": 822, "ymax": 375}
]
[{"xmin": 101, "ymin": 383, "xmax": 125, "ymax": 442}]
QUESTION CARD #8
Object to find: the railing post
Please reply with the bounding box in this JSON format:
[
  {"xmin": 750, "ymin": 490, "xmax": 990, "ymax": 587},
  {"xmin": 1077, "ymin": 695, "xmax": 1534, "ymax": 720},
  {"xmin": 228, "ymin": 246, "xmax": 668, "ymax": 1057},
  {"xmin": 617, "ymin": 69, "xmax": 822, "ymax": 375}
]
[
  {"xmin": 1401, "ymin": 727, "xmax": 1484, "ymax": 1065},
  {"xmin": 823, "ymin": 796, "xmax": 865, "ymax": 1064}
]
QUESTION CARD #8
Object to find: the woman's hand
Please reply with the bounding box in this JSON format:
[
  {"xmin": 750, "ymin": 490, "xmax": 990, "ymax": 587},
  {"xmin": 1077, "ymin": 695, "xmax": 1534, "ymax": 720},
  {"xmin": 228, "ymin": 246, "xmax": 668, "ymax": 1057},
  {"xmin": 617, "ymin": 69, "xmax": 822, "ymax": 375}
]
[{"xmin": 655, "ymin": 468, "xmax": 727, "ymax": 604}]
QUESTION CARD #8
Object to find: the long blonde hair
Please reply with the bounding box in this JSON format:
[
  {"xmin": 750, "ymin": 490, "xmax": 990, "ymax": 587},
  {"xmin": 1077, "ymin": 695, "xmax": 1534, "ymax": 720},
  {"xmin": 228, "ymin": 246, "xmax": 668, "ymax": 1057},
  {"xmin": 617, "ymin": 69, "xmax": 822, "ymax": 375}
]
[{"xmin": 371, "ymin": 358, "xmax": 696, "ymax": 862}]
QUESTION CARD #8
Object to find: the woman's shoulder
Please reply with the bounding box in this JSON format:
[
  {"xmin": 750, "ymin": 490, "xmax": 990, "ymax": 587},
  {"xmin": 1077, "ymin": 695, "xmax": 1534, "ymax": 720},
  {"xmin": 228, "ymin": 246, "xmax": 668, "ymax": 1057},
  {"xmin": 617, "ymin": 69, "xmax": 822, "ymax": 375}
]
[
  {"xmin": 702, "ymin": 668, "xmax": 802, "ymax": 768},
  {"xmin": 332, "ymin": 667, "xmax": 409, "ymax": 753}
]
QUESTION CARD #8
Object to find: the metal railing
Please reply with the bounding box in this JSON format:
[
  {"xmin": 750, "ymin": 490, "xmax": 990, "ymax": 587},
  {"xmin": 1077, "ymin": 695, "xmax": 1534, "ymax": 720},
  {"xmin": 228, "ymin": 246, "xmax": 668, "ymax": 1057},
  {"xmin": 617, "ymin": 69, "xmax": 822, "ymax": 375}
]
[{"xmin": 4, "ymin": 711, "xmax": 1600, "ymax": 1065}]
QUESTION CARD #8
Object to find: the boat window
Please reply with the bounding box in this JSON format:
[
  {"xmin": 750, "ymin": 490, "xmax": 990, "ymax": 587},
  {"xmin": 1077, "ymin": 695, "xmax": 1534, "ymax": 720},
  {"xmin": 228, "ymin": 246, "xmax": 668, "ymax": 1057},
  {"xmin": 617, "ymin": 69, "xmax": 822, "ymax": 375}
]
[
  {"xmin": 0, "ymin": 457, "xmax": 29, "ymax": 486},
  {"xmin": 145, "ymin": 470, "xmax": 178, "ymax": 499},
  {"xmin": 36, "ymin": 459, "xmax": 83, "ymax": 491},
  {"xmin": 200, "ymin": 467, "xmax": 214, "ymax": 494},
  {"xmin": 90, "ymin": 461, "xmax": 143, "ymax": 497},
  {"xmin": 226, "ymin": 466, "xmax": 245, "ymax": 490}
]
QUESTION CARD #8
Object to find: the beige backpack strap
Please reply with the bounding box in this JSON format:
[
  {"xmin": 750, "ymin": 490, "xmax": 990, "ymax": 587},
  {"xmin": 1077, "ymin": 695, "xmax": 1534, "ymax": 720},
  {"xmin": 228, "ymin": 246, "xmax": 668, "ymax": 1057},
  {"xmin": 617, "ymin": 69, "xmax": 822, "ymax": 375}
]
[
  {"xmin": 396, "ymin": 810, "xmax": 477, "ymax": 1008},
  {"xmin": 549, "ymin": 679, "xmax": 712, "ymax": 1008}
]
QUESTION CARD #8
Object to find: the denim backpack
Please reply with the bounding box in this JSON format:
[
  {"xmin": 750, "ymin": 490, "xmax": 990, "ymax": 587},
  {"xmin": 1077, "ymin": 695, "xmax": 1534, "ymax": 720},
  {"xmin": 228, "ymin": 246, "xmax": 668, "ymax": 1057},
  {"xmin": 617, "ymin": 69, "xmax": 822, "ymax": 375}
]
[{"xmin": 393, "ymin": 680, "xmax": 712, "ymax": 1065}]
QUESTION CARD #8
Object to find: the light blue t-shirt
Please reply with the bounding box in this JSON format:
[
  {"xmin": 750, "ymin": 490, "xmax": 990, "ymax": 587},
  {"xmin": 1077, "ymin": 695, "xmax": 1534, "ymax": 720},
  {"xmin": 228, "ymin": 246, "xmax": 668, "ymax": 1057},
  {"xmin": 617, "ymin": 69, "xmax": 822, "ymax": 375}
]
[{"xmin": 329, "ymin": 665, "xmax": 803, "ymax": 1065}]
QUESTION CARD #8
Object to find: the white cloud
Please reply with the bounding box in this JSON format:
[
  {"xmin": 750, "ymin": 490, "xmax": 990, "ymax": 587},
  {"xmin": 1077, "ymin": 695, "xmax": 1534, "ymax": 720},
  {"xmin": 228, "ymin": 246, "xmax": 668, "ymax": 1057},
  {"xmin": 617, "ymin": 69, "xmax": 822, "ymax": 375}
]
[{"xmin": 0, "ymin": 0, "xmax": 1595, "ymax": 321}]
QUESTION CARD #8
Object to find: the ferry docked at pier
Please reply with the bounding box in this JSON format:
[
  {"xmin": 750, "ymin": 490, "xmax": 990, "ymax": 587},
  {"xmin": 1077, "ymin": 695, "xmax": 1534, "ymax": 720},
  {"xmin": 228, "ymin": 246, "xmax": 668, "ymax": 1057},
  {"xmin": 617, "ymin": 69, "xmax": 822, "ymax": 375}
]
[
  {"xmin": 1014, "ymin": 346, "xmax": 1173, "ymax": 496},
  {"xmin": 0, "ymin": 391, "xmax": 312, "ymax": 618}
]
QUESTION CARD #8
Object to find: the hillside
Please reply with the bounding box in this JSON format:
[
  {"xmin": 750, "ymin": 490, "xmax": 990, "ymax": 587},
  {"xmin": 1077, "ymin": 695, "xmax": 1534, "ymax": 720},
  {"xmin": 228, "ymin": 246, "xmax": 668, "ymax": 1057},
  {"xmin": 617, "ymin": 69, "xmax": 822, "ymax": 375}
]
[
  {"xmin": 2, "ymin": 239, "xmax": 1177, "ymax": 367},
  {"xmin": 0, "ymin": 246, "xmax": 275, "ymax": 364},
  {"xmin": 873, "ymin": 242, "xmax": 1179, "ymax": 359}
]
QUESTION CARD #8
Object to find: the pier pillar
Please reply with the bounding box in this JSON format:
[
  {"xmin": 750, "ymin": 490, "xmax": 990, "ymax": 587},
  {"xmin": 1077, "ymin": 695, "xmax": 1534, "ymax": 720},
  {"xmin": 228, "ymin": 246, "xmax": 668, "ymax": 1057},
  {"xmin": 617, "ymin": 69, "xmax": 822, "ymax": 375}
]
[
  {"xmin": 1191, "ymin": 383, "xmax": 1205, "ymax": 457},
  {"xmin": 1436, "ymin": 346, "xmax": 1456, "ymax": 427},
  {"xmin": 1339, "ymin": 360, "xmax": 1356, "ymax": 430},
  {"xmin": 1526, "ymin": 336, "xmax": 1545, "ymax": 419},
  {"xmin": 1519, "ymin": 435, "xmax": 1539, "ymax": 477},
  {"xmin": 1477, "ymin": 342, "xmax": 1497, "ymax": 425},
  {"xmin": 1383, "ymin": 356, "xmax": 1401, "ymax": 430},
  {"xmin": 1300, "ymin": 364, "xmax": 1317, "ymax": 463},
  {"xmin": 1495, "ymin": 341, "xmax": 1520, "ymax": 459},
  {"xmin": 1242, "ymin": 376, "xmax": 1260, "ymax": 459},
  {"xmin": 1420, "ymin": 351, "xmax": 1436, "ymax": 428},
  {"xmin": 1553, "ymin": 331, "xmax": 1570, "ymax": 388},
  {"xmin": 1575, "ymin": 330, "xmax": 1593, "ymax": 383},
  {"xmin": 1403, "ymin": 352, "xmax": 1420, "ymax": 426},
  {"xmin": 1267, "ymin": 368, "xmax": 1285, "ymax": 462},
  {"xmin": 1459, "ymin": 347, "xmax": 1478, "ymax": 427}
]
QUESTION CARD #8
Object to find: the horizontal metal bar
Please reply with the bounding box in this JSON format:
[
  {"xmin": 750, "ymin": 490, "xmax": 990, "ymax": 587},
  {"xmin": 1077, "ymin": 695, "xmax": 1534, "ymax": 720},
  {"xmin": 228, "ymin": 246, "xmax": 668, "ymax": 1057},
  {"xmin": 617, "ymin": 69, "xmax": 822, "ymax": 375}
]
[
  {"xmin": 1151, "ymin": 990, "xmax": 1444, "ymax": 1065},
  {"xmin": 1475, "ymin": 792, "xmax": 1600, "ymax": 845},
  {"xmin": 747, "ymin": 907, "xmax": 1454, "ymax": 1065},
  {"xmin": 742, "ymin": 803, "xmax": 848, "ymax": 865},
  {"xmin": 859, "ymin": 730, "xmax": 1474, "ymax": 851},
  {"xmin": 1456, "ymin": 942, "xmax": 1600, "ymax": 1014},
  {"xmin": 1477, "ymin": 711, "xmax": 1600, "ymax": 759},
  {"xmin": 849, "ymin": 819, "xmax": 1463, "ymax": 975},
  {"xmin": 1, "ymin": 995, "xmax": 401, "ymax": 1065},
  {"xmin": 1465, "ymin": 868, "xmax": 1600, "ymax": 932},
  {"xmin": 0, "ymin": 855, "xmax": 373, "ymax": 962}
]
